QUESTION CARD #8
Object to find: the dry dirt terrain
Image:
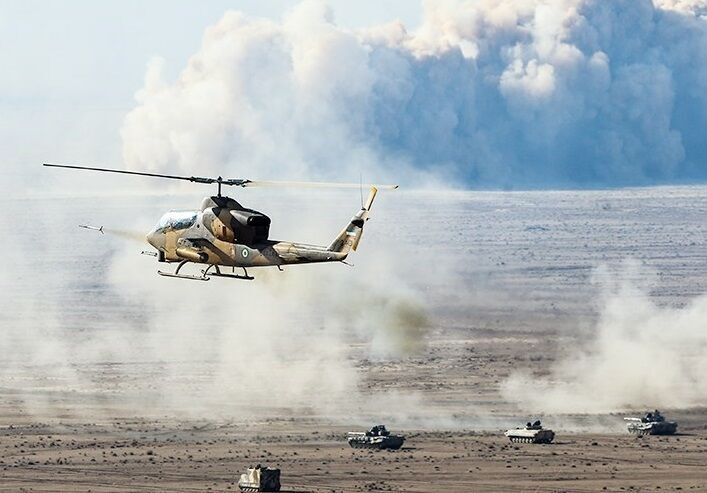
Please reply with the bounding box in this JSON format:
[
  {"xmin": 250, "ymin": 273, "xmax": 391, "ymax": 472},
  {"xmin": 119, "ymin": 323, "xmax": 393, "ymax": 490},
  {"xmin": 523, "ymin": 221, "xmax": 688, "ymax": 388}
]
[
  {"xmin": 0, "ymin": 335, "xmax": 706, "ymax": 492},
  {"xmin": 1, "ymin": 410, "xmax": 706, "ymax": 492}
]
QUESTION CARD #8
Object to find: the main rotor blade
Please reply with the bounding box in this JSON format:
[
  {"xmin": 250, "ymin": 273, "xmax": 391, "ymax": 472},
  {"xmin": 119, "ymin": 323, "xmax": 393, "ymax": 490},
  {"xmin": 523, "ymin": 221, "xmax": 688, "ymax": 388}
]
[
  {"xmin": 43, "ymin": 163, "xmax": 398, "ymax": 190},
  {"xmin": 42, "ymin": 163, "xmax": 241, "ymax": 185},
  {"xmin": 242, "ymin": 180, "xmax": 399, "ymax": 190}
]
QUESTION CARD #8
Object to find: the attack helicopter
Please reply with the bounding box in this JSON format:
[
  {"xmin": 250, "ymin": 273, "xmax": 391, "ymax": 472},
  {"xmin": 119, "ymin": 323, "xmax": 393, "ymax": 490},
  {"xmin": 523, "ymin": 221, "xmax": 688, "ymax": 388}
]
[{"xmin": 43, "ymin": 163, "xmax": 397, "ymax": 281}]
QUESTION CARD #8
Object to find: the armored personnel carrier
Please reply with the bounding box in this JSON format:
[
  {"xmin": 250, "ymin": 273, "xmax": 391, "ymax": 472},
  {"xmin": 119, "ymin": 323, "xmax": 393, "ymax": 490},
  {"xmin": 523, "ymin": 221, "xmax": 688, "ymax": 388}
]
[
  {"xmin": 347, "ymin": 425, "xmax": 405, "ymax": 450},
  {"xmin": 504, "ymin": 420, "xmax": 555, "ymax": 443},
  {"xmin": 625, "ymin": 410, "xmax": 677, "ymax": 436},
  {"xmin": 238, "ymin": 464, "xmax": 281, "ymax": 492}
]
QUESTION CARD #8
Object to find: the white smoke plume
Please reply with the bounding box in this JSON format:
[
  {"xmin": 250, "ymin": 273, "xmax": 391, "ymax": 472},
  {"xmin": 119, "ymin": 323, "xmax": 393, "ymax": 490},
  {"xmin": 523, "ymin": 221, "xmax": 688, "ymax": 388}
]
[
  {"xmin": 121, "ymin": 0, "xmax": 707, "ymax": 188},
  {"xmin": 502, "ymin": 261, "xmax": 707, "ymax": 413}
]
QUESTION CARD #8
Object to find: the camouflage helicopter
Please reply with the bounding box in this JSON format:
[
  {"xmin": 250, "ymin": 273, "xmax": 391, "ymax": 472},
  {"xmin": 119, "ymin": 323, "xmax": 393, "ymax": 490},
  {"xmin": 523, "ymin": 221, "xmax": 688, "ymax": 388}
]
[{"xmin": 43, "ymin": 163, "xmax": 397, "ymax": 281}]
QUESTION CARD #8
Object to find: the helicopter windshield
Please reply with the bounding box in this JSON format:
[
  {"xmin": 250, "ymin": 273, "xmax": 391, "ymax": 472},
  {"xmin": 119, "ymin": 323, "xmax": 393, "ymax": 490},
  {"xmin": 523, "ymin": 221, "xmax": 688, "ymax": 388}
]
[{"xmin": 155, "ymin": 211, "xmax": 197, "ymax": 232}]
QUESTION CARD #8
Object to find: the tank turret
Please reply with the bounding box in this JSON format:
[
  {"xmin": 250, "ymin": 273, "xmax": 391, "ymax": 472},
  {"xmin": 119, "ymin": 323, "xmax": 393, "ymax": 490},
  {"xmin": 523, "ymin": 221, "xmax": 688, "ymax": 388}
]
[
  {"xmin": 624, "ymin": 410, "xmax": 677, "ymax": 436},
  {"xmin": 347, "ymin": 424, "xmax": 405, "ymax": 450}
]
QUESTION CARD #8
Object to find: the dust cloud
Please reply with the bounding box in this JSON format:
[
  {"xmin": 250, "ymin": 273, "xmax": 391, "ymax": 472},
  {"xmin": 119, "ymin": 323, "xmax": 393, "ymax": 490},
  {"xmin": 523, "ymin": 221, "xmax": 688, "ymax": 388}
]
[
  {"xmin": 103, "ymin": 239, "xmax": 433, "ymax": 420},
  {"xmin": 0, "ymin": 194, "xmax": 436, "ymax": 424},
  {"xmin": 502, "ymin": 261, "xmax": 707, "ymax": 413}
]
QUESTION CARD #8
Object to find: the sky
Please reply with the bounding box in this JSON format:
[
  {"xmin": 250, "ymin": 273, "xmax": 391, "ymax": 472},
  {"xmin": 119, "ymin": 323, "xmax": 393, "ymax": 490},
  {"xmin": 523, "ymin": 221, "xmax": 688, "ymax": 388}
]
[{"xmin": 1, "ymin": 0, "xmax": 706, "ymax": 194}]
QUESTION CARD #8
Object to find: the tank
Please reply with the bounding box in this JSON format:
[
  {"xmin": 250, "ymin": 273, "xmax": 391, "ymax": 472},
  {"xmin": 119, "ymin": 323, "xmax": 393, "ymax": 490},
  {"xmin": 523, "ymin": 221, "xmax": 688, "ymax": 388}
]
[
  {"xmin": 625, "ymin": 410, "xmax": 677, "ymax": 436},
  {"xmin": 347, "ymin": 425, "xmax": 405, "ymax": 450},
  {"xmin": 504, "ymin": 420, "xmax": 555, "ymax": 443},
  {"xmin": 237, "ymin": 464, "xmax": 281, "ymax": 492}
]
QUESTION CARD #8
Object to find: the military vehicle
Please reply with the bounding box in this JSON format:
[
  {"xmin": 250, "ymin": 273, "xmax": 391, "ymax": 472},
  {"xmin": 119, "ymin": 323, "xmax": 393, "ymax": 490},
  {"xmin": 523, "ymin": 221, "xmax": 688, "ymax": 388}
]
[
  {"xmin": 624, "ymin": 410, "xmax": 677, "ymax": 436},
  {"xmin": 237, "ymin": 464, "xmax": 281, "ymax": 492},
  {"xmin": 347, "ymin": 425, "xmax": 405, "ymax": 450},
  {"xmin": 43, "ymin": 163, "xmax": 397, "ymax": 281},
  {"xmin": 504, "ymin": 420, "xmax": 555, "ymax": 443}
]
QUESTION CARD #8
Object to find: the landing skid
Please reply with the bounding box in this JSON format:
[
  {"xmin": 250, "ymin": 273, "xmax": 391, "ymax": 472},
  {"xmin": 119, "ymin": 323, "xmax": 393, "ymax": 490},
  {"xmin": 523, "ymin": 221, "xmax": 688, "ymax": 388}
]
[
  {"xmin": 203, "ymin": 264, "xmax": 254, "ymax": 281},
  {"xmin": 158, "ymin": 260, "xmax": 210, "ymax": 281},
  {"xmin": 157, "ymin": 261, "xmax": 254, "ymax": 281}
]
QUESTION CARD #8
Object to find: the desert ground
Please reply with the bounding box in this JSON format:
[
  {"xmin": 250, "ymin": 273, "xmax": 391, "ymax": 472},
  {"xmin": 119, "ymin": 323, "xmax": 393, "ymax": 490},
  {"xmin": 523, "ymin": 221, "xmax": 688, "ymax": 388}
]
[
  {"xmin": 1, "ymin": 351, "xmax": 706, "ymax": 492},
  {"xmin": 1, "ymin": 186, "xmax": 706, "ymax": 491}
]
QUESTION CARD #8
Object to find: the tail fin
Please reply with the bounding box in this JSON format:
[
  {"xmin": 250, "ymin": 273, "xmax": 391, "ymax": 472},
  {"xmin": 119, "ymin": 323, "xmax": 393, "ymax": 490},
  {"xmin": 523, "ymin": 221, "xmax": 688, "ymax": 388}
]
[{"xmin": 328, "ymin": 187, "xmax": 378, "ymax": 256}]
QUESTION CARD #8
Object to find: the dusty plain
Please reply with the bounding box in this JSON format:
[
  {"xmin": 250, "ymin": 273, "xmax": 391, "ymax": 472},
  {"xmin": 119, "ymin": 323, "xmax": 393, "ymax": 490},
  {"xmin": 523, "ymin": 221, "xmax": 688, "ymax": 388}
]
[
  {"xmin": 2, "ymin": 187, "xmax": 707, "ymax": 492},
  {"xmin": 1, "ymin": 355, "xmax": 706, "ymax": 492}
]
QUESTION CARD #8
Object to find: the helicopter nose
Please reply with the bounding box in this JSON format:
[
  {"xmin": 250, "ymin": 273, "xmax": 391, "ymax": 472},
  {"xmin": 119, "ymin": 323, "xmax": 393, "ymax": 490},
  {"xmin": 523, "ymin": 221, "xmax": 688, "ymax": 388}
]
[{"xmin": 146, "ymin": 229, "xmax": 163, "ymax": 249}]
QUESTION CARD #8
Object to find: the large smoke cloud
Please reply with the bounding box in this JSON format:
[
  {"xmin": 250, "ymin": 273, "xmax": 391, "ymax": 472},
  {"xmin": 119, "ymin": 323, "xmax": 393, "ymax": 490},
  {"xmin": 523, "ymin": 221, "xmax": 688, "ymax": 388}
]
[{"xmin": 121, "ymin": 0, "xmax": 707, "ymax": 188}]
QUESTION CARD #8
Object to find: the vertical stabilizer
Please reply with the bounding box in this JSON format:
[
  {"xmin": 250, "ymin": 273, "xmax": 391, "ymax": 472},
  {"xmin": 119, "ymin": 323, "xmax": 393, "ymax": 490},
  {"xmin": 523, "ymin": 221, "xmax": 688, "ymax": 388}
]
[{"xmin": 328, "ymin": 187, "xmax": 378, "ymax": 256}]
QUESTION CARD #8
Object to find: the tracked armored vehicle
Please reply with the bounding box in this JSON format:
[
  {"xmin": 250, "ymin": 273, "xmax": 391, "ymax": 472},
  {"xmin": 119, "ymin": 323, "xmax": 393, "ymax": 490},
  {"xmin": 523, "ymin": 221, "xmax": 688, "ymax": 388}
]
[
  {"xmin": 625, "ymin": 410, "xmax": 677, "ymax": 436},
  {"xmin": 504, "ymin": 420, "xmax": 555, "ymax": 444},
  {"xmin": 347, "ymin": 425, "xmax": 405, "ymax": 450},
  {"xmin": 238, "ymin": 464, "xmax": 281, "ymax": 492}
]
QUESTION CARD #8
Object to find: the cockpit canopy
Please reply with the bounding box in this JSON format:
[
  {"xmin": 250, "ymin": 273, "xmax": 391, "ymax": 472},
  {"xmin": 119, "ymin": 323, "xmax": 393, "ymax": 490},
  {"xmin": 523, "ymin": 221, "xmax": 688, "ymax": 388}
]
[{"xmin": 155, "ymin": 211, "xmax": 198, "ymax": 232}]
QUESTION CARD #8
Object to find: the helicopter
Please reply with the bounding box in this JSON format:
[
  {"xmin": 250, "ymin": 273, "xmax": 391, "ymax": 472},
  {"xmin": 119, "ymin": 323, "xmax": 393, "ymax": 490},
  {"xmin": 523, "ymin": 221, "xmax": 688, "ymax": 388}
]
[{"xmin": 43, "ymin": 163, "xmax": 397, "ymax": 281}]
